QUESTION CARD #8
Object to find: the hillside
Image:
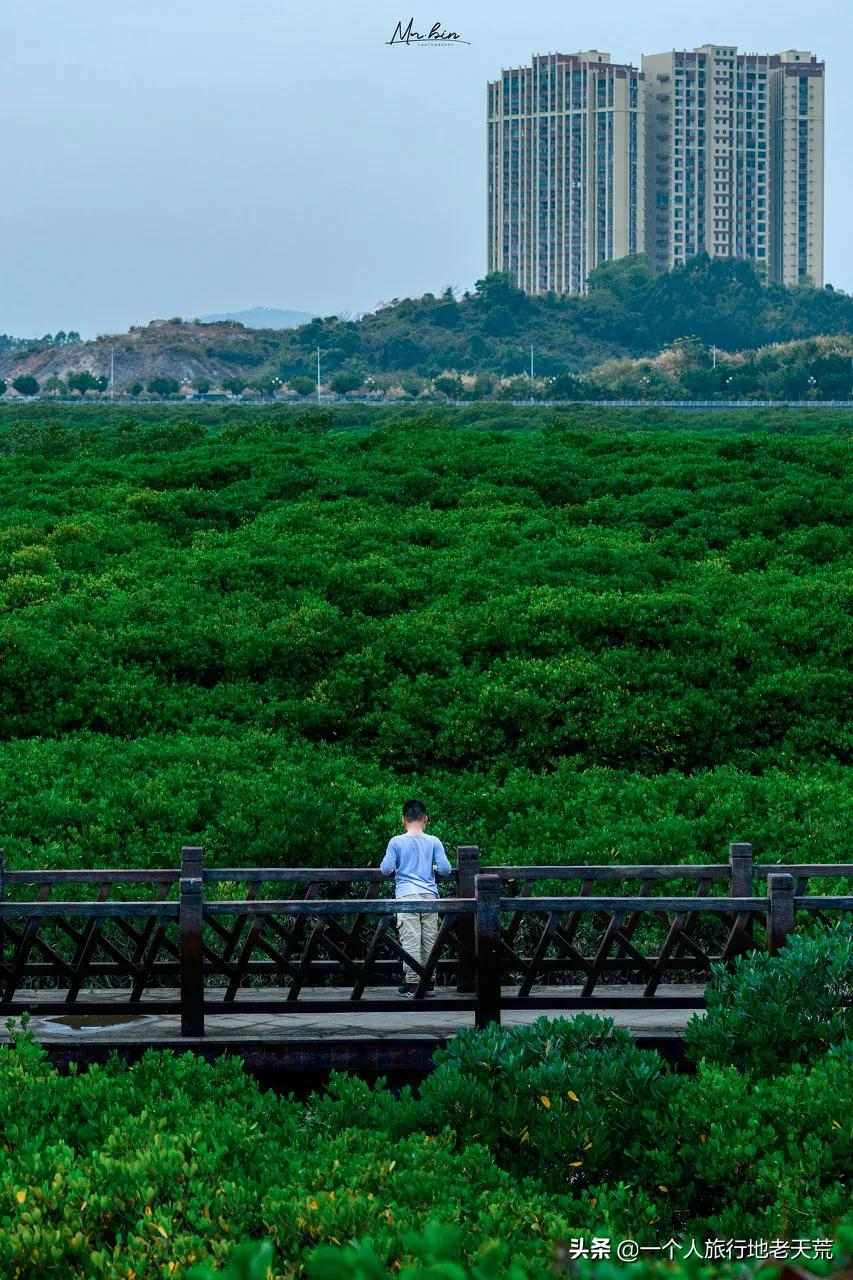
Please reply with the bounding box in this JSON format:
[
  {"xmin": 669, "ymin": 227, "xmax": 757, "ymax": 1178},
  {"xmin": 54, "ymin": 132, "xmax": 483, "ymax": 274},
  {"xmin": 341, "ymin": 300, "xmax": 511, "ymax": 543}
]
[
  {"xmin": 0, "ymin": 318, "xmax": 283, "ymax": 389},
  {"xmin": 2, "ymin": 254, "xmax": 853, "ymax": 394}
]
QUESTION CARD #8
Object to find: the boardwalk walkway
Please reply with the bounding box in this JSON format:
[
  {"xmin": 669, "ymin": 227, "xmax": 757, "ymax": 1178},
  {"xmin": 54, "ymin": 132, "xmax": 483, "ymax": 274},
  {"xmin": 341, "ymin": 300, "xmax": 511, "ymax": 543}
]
[
  {"xmin": 2, "ymin": 844, "xmax": 849, "ymax": 1074},
  {"xmin": 4, "ymin": 984, "xmax": 706, "ymax": 1073}
]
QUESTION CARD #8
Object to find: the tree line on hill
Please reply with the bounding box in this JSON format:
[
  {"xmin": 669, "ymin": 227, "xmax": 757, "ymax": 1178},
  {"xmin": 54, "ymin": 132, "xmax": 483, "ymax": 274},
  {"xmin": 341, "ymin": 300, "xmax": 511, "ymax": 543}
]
[
  {"xmin": 3, "ymin": 253, "xmax": 853, "ymax": 399},
  {"xmin": 5, "ymin": 335, "xmax": 851, "ymax": 403},
  {"xmin": 269, "ymin": 253, "xmax": 853, "ymax": 385},
  {"xmin": 0, "ymin": 330, "xmax": 81, "ymax": 358}
]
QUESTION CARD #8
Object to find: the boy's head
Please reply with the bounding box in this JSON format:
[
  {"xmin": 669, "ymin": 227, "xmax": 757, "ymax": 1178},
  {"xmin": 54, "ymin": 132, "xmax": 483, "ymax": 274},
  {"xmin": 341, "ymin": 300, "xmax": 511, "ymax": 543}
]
[{"xmin": 401, "ymin": 799, "xmax": 429, "ymax": 831}]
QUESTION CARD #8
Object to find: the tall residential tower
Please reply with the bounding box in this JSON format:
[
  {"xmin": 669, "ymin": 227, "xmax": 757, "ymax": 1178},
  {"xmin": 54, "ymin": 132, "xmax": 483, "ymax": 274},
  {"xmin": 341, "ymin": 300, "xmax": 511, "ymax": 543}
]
[
  {"xmin": 487, "ymin": 45, "xmax": 824, "ymax": 293},
  {"xmin": 486, "ymin": 51, "xmax": 644, "ymax": 295},
  {"xmin": 642, "ymin": 45, "xmax": 824, "ymax": 285},
  {"xmin": 770, "ymin": 50, "xmax": 825, "ymax": 286}
]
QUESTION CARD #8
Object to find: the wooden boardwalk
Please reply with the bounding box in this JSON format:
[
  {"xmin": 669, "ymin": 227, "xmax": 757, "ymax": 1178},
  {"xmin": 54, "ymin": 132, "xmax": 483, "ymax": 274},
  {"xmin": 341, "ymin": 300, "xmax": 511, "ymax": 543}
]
[
  {"xmin": 2, "ymin": 844, "xmax": 849, "ymax": 1075},
  {"xmin": 3, "ymin": 984, "xmax": 706, "ymax": 1074}
]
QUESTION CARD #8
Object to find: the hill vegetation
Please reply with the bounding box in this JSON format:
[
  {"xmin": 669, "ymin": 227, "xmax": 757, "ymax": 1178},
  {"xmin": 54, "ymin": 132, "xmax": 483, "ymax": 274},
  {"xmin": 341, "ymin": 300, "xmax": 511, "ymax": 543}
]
[
  {"xmin": 570, "ymin": 332, "xmax": 853, "ymax": 401},
  {"xmin": 2, "ymin": 255, "xmax": 853, "ymax": 398}
]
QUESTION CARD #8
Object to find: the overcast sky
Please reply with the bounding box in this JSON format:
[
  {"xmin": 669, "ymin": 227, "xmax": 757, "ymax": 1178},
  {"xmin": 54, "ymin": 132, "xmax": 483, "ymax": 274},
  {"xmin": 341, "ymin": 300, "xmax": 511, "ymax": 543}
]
[{"xmin": 2, "ymin": 0, "xmax": 849, "ymax": 336}]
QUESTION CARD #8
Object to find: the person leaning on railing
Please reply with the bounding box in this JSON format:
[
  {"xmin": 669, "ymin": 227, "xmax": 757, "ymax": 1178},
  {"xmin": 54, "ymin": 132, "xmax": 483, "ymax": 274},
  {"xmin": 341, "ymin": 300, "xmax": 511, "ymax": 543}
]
[{"xmin": 379, "ymin": 799, "xmax": 452, "ymax": 998}]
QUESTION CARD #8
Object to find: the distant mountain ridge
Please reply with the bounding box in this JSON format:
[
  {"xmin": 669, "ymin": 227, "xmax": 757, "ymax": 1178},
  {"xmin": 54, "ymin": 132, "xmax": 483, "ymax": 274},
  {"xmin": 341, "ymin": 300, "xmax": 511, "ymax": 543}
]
[{"xmin": 199, "ymin": 306, "xmax": 314, "ymax": 329}]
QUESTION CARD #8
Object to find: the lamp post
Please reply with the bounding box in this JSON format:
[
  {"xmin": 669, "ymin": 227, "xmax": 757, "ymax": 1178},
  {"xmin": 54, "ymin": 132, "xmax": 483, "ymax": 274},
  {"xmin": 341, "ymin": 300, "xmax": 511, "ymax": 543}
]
[{"xmin": 316, "ymin": 347, "xmax": 321, "ymax": 404}]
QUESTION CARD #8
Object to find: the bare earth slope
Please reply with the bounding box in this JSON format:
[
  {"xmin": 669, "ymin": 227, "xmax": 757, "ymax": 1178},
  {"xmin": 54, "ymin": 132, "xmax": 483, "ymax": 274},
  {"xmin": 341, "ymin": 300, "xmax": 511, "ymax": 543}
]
[{"xmin": 0, "ymin": 319, "xmax": 282, "ymax": 387}]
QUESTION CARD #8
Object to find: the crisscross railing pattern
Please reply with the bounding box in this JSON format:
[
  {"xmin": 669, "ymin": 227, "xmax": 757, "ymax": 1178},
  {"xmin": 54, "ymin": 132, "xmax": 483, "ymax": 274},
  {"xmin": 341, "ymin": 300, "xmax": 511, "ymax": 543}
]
[
  {"xmin": 0, "ymin": 844, "xmax": 850, "ymax": 1035},
  {"xmin": 0, "ymin": 866, "xmax": 181, "ymax": 1015}
]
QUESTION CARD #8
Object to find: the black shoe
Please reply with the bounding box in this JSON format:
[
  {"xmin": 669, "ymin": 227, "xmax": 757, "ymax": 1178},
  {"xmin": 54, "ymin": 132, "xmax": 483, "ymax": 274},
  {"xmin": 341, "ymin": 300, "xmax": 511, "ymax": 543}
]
[
  {"xmin": 397, "ymin": 983, "xmax": 417, "ymax": 998},
  {"xmin": 424, "ymin": 984, "xmax": 436, "ymax": 998}
]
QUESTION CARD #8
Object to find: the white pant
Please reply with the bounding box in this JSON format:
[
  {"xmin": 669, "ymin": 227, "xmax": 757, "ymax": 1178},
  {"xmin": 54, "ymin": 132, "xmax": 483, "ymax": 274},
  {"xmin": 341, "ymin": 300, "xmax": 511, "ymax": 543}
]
[{"xmin": 396, "ymin": 893, "xmax": 439, "ymax": 984}]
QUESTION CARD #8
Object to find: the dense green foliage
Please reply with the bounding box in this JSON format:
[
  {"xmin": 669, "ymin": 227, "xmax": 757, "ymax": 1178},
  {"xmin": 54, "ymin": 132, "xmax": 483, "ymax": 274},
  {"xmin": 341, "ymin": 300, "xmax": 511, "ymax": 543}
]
[
  {"xmin": 0, "ymin": 405, "xmax": 849, "ymax": 870},
  {"xmin": 3, "ymin": 936, "xmax": 852, "ymax": 1277},
  {"xmin": 684, "ymin": 926, "xmax": 853, "ymax": 1074}
]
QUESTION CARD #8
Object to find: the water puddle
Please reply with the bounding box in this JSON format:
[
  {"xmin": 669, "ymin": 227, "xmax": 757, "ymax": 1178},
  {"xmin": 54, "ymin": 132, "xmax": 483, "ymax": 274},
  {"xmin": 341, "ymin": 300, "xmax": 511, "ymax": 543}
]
[{"xmin": 40, "ymin": 1012, "xmax": 159, "ymax": 1035}]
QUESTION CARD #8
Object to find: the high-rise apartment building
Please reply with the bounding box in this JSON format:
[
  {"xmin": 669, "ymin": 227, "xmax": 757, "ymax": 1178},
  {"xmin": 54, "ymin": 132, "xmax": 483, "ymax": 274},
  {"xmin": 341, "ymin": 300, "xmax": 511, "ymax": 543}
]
[
  {"xmin": 642, "ymin": 46, "xmax": 772, "ymax": 273},
  {"xmin": 486, "ymin": 51, "xmax": 644, "ymax": 295},
  {"xmin": 770, "ymin": 51, "xmax": 825, "ymax": 286},
  {"xmin": 642, "ymin": 45, "xmax": 824, "ymax": 286},
  {"xmin": 487, "ymin": 45, "xmax": 824, "ymax": 293}
]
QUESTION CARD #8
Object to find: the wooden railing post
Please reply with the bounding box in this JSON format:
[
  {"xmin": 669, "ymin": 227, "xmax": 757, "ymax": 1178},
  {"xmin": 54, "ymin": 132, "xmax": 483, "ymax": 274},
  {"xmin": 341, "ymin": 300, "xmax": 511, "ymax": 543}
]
[
  {"xmin": 474, "ymin": 873, "xmax": 501, "ymax": 1029},
  {"xmin": 456, "ymin": 845, "xmax": 481, "ymax": 993},
  {"xmin": 180, "ymin": 846, "xmax": 204, "ymax": 1037},
  {"xmin": 729, "ymin": 842, "xmax": 753, "ymax": 897},
  {"xmin": 729, "ymin": 841, "xmax": 754, "ymax": 950},
  {"xmin": 768, "ymin": 873, "xmax": 795, "ymax": 956}
]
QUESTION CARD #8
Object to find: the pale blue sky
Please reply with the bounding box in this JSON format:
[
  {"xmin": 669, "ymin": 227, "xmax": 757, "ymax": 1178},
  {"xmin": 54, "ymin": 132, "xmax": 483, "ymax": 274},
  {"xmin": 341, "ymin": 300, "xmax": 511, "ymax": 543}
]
[{"xmin": 2, "ymin": 0, "xmax": 849, "ymax": 336}]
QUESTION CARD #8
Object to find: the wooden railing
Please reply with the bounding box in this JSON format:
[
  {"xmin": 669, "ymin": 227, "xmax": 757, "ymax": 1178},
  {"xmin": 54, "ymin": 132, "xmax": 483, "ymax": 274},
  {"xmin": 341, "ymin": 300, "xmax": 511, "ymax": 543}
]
[{"xmin": 0, "ymin": 844, "xmax": 851, "ymax": 1036}]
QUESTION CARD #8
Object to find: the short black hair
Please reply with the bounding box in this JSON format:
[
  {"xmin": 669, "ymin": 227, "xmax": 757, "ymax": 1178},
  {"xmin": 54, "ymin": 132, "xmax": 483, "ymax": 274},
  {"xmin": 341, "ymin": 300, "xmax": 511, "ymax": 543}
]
[{"xmin": 402, "ymin": 799, "xmax": 428, "ymax": 822}]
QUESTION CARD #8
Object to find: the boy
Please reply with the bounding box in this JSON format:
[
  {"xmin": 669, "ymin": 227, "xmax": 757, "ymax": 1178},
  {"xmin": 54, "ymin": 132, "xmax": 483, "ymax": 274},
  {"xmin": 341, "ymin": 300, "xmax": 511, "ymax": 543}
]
[{"xmin": 380, "ymin": 799, "xmax": 452, "ymax": 998}]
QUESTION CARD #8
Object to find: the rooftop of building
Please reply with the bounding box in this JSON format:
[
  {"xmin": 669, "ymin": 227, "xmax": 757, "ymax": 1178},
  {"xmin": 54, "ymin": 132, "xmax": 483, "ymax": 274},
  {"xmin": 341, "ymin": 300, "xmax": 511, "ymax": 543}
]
[
  {"xmin": 643, "ymin": 45, "xmax": 821, "ymax": 63},
  {"xmin": 489, "ymin": 45, "xmax": 823, "ymax": 85},
  {"xmin": 491, "ymin": 50, "xmax": 640, "ymax": 78}
]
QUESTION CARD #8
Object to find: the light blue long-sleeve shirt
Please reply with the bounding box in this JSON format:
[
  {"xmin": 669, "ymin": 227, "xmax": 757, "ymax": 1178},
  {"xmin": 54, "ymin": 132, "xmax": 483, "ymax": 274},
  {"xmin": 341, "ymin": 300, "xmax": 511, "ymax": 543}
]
[{"xmin": 380, "ymin": 833, "xmax": 452, "ymax": 898}]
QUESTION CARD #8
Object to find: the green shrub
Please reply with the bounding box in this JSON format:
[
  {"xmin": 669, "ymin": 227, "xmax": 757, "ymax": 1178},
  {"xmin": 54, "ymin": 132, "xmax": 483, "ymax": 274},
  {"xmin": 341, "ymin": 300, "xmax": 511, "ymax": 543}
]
[
  {"xmin": 188, "ymin": 1241, "xmax": 275, "ymax": 1279},
  {"xmin": 643, "ymin": 1042, "xmax": 853, "ymax": 1237},
  {"xmin": 0, "ymin": 1020, "xmax": 568, "ymax": 1277},
  {"xmin": 303, "ymin": 1070, "xmax": 420, "ymax": 1142},
  {"xmin": 418, "ymin": 1015, "xmax": 676, "ymax": 1185},
  {"xmin": 307, "ymin": 1225, "xmax": 532, "ymax": 1278},
  {"xmin": 684, "ymin": 924, "xmax": 853, "ymax": 1074},
  {"xmin": 1, "ymin": 1007, "xmax": 853, "ymax": 1276}
]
